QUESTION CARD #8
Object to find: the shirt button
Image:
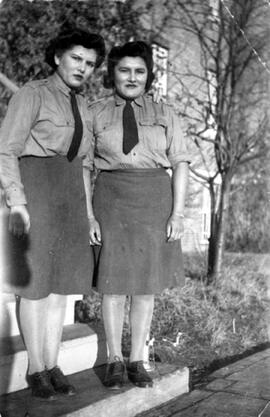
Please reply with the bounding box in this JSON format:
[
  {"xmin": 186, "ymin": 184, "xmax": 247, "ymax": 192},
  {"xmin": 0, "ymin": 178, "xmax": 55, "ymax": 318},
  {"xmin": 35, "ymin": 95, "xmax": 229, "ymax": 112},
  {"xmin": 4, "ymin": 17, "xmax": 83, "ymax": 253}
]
[{"xmin": 133, "ymin": 152, "xmax": 136, "ymax": 156}]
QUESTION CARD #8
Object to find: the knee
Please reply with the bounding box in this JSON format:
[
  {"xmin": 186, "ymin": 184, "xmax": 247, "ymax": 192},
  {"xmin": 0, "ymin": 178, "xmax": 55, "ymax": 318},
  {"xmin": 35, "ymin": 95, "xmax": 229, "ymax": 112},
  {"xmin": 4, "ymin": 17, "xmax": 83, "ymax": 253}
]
[
  {"xmin": 131, "ymin": 294, "xmax": 154, "ymax": 306},
  {"xmin": 103, "ymin": 294, "xmax": 126, "ymax": 306},
  {"xmin": 48, "ymin": 294, "xmax": 67, "ymax": 309}
]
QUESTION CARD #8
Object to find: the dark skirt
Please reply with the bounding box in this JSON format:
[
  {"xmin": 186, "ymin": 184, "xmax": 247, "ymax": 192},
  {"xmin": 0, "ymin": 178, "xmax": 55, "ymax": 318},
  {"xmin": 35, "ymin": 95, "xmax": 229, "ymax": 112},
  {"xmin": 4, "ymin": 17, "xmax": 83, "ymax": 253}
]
[
  {"xmin": 93, "ymin": 169, "xmax": 185, "ymax": 295},
  {"xmin": 2, "ymin": 156, "xmax": 94, "ymax": 299}
]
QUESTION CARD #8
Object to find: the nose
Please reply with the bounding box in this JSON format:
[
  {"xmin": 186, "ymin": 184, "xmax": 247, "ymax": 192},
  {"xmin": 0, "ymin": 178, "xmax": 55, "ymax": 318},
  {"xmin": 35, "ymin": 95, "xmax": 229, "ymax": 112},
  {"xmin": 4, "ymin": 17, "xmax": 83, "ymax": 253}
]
[
  {"xmin": 78, "ymin": 61, "xmax": 86, "ymax": 73},
  {"xmin": 128, "ymin": 70, "xmax": 136, "ymax": 82}
]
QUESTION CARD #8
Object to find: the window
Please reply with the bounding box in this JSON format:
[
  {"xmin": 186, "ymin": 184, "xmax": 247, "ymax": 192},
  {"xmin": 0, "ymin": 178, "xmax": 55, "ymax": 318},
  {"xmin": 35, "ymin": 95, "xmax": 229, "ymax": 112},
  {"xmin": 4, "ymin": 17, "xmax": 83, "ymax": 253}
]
[
  {"xmin": 208, "ymin": 0, "xmax": 220, "ymax": 24},
  {"xmin": 152, "ymin": 43, "xmax": 168, "ymax": 97}
]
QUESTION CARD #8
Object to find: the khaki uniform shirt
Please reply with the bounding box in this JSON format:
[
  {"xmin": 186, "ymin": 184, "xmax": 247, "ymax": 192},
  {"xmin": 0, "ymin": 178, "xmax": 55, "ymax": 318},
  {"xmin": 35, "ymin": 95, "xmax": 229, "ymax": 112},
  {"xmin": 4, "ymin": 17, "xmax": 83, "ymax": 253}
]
[
  {"xmin": 84, "ymin": 94, "xmax": 191, "ymax": 171},
  {"xmin": 0, "ymin": 73, "xmax": 91, "ymax": 206}
]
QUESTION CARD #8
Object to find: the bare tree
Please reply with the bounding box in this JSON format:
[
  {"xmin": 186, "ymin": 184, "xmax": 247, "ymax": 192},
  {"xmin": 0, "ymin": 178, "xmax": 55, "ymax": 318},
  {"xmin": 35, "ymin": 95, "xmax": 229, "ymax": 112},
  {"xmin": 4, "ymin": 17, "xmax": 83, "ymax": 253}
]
[{"xmin": 161, "ymin": 0, "xmax": 269, "ymax": 283}]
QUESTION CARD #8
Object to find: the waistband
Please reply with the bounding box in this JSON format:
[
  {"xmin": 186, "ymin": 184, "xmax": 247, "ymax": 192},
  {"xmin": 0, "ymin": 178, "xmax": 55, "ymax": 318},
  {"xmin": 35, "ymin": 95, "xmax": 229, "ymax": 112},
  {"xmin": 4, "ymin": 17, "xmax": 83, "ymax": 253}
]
[{"xmin": 100, "ymin": 168, "xmax": 168, "ymax": 177}]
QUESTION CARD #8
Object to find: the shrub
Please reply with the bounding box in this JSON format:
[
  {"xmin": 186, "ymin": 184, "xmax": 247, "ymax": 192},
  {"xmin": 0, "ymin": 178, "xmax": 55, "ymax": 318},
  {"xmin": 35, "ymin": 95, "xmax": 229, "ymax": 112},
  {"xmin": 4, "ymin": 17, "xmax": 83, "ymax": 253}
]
[
  {"xmin": 151, "ymin": 253, "xmax": 269, "ymax": 369},
  {"xmin": 75, "ymin": 252, "xmax": 270, "ymax": 371}
]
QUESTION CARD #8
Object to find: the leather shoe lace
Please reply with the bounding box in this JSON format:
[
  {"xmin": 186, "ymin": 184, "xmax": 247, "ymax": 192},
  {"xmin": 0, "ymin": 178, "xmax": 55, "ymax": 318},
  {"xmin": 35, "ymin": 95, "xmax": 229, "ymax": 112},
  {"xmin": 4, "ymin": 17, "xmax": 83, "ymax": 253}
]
[
  {"xmin": 104, "ymin": 357, "xmax": 125, "ymax": 389},
  {"xmin": 48, "ymin": 366, "xmax": 76, "ymax": 396},
  {"xmin": 127, "ymin": 360, "xmax": 153, "ymax": 388},
  {"xmin": 27, "ymin": 370, "xmax": 56, "ymax": 400}
]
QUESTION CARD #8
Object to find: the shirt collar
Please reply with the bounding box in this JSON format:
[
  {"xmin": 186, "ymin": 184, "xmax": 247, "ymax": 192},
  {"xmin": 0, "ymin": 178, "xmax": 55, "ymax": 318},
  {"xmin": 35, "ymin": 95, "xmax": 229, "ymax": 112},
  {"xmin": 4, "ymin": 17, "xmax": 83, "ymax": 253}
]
[
  {"xmin": 49, "ymin": 73, "xmax": 84, "ymax": 97},
  {"xmin": 114, "ymin": 93, "xmax": 144, "ymax": 107}
]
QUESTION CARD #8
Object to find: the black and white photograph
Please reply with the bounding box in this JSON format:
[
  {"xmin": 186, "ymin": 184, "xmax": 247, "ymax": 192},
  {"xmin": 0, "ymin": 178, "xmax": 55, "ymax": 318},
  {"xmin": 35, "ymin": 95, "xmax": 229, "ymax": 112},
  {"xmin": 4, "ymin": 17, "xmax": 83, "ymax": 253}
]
[{"xmin": 0, "ymin": 0, "xmax": 269, "ymax": 416}]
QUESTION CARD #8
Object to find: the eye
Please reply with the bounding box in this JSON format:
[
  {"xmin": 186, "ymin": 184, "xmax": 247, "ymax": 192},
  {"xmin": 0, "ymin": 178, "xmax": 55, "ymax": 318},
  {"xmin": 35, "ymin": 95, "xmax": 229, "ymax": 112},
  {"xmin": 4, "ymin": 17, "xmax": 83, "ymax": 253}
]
[
  {"xmin": 86, "ymin": 62, "xmax": 95, "ymax": 68},
  {"xmin": 71, "ymin": 55, "xmax": 82, "ymax": 63}
]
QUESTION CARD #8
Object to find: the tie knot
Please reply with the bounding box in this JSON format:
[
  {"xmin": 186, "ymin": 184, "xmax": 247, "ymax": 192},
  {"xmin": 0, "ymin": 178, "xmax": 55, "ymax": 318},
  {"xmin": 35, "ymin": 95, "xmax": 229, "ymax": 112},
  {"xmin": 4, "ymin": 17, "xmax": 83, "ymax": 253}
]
[{"xmin": 70, "ymin": 89, "xmax": 81, "ymax": 98}]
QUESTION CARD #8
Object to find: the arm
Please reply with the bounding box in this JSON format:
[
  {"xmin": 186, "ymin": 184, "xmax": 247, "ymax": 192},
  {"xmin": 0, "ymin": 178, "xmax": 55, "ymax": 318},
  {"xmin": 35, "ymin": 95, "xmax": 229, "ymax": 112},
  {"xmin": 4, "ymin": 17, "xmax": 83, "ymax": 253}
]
[
  {"xmin": 166, "ymin": 161, "xmax": 189, "ymax": 242},
  {"xmin": 0, "ymin": 86, "xmax": 39, "ymax": 206},
  {"xmin": 0, "ymin": 86, "xmax": 39, "ymax": 236},
  {"xmin": 82, "ymin": 100, "xmax": 102, "ymax": 246},
  {"xmin": 165, "ymin": 105, "xmax": 191, "ymax": 242},
  {"xmin": 82, "ymin": 166, "xmax": 101, "ymax": 246}
]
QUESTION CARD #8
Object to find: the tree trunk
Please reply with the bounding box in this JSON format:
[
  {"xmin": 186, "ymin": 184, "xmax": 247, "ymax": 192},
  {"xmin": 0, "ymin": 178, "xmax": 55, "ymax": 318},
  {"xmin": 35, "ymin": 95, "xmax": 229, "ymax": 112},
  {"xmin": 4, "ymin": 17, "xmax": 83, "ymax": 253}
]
[{"xmin": 207, "ymin": 175, "xmax": 231, "ymax": 285}]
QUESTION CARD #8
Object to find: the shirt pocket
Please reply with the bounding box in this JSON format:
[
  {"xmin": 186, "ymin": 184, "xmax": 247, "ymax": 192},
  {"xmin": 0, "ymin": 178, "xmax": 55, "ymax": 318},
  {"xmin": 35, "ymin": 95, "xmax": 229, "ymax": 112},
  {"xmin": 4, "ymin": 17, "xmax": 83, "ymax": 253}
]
[
  {"xmin": 95, "ymin": 120, "xmax": 112, "ymax": 135},
  {"xmin": 139, "ymin": 116, "xmax": 167, "ymax": 150},
  {"xmin": 35, "ymin": 107, "xmax": 74, "ymax": 152},
  {"xmin": 39, "ymin": 102, "xmax": 74, "ymax": 127},
  {"xmin": 95, "ymin": 120, "xmax": 122, "ymax": 154}
]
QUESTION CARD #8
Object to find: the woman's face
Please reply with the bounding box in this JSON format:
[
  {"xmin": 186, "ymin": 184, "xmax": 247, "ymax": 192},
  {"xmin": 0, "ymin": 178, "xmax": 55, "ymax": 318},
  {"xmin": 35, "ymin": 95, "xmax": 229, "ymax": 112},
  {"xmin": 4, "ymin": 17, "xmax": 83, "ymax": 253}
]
[
  {"xmin": 55, "ymin": 45, "xmax": 97, "ymax": 89},
  {"xmin": 114, "ymin": 56, "xmax": 148, "ymax": 100}
]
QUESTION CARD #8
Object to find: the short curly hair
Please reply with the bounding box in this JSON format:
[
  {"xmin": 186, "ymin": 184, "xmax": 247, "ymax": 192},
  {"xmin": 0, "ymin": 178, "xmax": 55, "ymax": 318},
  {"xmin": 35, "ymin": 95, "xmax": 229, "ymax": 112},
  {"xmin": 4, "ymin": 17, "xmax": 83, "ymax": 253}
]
[
  {"xmin": 45, "ymin": 28, "xmax": 106, "ymax": 70},
  {"xmin": 104, "ymin": 41, "xmax": 155, "ymax": 92}
]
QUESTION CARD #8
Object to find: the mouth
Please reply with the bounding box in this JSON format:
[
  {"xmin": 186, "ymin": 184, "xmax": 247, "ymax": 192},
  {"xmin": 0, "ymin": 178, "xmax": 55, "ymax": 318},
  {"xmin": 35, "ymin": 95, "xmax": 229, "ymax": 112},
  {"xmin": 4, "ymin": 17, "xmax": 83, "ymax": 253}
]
[{"xmin": 73, "ymin": 74, "xmax": 84, "ymax": 81}]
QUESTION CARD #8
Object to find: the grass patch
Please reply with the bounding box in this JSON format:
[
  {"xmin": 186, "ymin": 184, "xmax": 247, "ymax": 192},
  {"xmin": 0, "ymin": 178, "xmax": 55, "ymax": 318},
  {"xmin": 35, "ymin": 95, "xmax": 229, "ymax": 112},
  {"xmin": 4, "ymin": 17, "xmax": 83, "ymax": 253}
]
[{"xmin": 76, "ymin": 252, "xmax": 270, "ymax": 380}]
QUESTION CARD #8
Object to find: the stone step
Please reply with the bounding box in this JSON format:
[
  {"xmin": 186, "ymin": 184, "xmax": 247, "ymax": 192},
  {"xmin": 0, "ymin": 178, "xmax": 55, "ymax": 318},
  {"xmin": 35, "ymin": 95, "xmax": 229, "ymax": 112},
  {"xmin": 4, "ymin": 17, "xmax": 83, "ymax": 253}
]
[
  {"xmin": 0, "ymin": 322, "xmax": 107, "ymax": 395},
  {"xmin": 0, "ymin": 362, "xmax": 189, "ymax": 417}
]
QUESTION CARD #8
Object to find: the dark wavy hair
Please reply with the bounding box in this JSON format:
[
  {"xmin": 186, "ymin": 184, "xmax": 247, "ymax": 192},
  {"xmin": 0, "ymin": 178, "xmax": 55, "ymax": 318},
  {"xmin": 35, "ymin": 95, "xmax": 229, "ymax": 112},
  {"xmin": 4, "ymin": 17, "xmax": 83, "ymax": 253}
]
[
  {"xmin": 45, "ymin": 28, "xmax": 106, "ymax": 70},
  {"xmin": 104, "ymin": 41, "xmax": 155, "ymax": 92}
]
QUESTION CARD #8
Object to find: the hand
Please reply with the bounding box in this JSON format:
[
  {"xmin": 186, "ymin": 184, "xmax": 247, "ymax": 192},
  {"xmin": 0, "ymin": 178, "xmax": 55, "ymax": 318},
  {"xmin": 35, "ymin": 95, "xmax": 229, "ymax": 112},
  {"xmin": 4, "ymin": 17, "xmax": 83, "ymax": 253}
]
[
  {"xmin": 166, "ymin": 214, "xmax": 184, "ymax": 242},
  {"xmin": 9, "ymin": 205, "xmax": 30, "ymax": 237},
  {"xmin": 88, "ymin": 217, "xmax": 102, "ymax": 246}
]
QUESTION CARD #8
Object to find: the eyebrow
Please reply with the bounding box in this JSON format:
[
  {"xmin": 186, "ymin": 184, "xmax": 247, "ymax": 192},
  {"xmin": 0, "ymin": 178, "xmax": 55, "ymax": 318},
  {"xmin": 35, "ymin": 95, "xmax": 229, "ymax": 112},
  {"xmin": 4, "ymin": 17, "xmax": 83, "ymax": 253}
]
[
  {"xmin": 72, "ymin": 53, "xmax": 96, "ymax": 63},
  {"xmin": 118, "ymin": 64, "xmax": 146, "ymax": 69}
]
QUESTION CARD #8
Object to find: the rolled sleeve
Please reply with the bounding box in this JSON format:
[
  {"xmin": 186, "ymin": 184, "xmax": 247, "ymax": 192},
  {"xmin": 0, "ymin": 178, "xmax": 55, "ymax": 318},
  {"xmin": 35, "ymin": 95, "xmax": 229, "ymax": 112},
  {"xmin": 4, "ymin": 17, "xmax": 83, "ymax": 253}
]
[
  {"xmin": 166, "ymin": 107, "xmax": 192, "ymax": 167},
  {"xmin": 0, "ymin": 156, "xmax": 27, "ymax": 205}
]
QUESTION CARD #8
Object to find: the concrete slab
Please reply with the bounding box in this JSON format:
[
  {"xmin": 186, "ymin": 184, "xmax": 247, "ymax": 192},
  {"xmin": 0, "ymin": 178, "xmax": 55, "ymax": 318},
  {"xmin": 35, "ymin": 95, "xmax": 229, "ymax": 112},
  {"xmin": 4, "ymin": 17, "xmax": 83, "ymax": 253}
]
[
  {"xmin": 211, "ymin": 349, "xmax": 270, "ymax": 379},
  {"xmin": 0, "ymin": 323, "xmax": 107, "ymax": 395},
  {"xmin": 173, "ymin": 391, "xmax": 267, "ymax": 417},
  {"xmin": 136, "ymin": 348, "xmax": 270, "ymax": 417},
  {"xmin": 0, "ymin": 363, "xmax": 189, "ymax": 417},
  {"xmin": 225, "ymin": 366, "xmax": 270, "ymax": 400},
  {"xmin": 224, "ymin": 360, "xmax": 270, "ymax": 385},
  {"xmin": 69, "ymin": 368, "xmax": 189, "ymax": 417},
  {"xmin": 260, "ymin": 401, "xmax": 270, "ymax": 417},
  {"xmin": 136, "ymin": 390, "xmax": 214, "ymax": 417},
  {"xmin": 204, "ymin": 378, "xmax": 236, "ymax": 391}
]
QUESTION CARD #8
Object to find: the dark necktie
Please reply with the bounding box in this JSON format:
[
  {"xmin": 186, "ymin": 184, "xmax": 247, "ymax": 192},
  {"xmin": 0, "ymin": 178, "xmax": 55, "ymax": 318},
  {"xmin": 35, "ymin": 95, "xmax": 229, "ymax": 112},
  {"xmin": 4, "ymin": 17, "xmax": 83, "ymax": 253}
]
[
  {"xmin": 67, "ymin": 90, "xmax": 83, "ymax": 162},
  {"xmin": 122, "ymin": 100, "xmax": 139, "ymax": 155}
]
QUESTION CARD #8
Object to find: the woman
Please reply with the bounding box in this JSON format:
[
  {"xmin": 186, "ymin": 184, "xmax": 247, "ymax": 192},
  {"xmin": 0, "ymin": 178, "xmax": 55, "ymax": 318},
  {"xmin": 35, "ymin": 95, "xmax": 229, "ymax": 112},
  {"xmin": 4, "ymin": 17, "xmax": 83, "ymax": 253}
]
[
  {"xmin": 84, "ymin": 41, "xmax": 190, "ymax": 389},
  {"xmin": 0, "ymin": 28, "xmax": 105, "ymax": 399}
]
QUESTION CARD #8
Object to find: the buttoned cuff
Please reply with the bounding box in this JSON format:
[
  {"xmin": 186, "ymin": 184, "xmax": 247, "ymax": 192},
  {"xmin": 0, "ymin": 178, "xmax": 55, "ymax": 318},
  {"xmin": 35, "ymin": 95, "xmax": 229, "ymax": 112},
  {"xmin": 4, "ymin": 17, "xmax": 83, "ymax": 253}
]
[
  {"xmin": 82, "ymin": 155, "xmax": 94, "ymax": 171},
  {"xmin": 169, "ymin": 152, "xmax": 192, "ymax": 167},
  {"xmin": 5, "ymin": 184, "xmax": 27, "ymax": 207}
]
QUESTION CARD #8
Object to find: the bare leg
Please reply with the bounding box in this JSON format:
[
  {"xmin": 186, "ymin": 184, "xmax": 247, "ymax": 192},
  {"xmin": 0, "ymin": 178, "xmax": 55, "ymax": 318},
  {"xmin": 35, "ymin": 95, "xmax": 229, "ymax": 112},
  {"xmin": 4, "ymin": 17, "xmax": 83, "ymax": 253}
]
[
  {"xmin": 129, "ymin": 295, "xmax": 154, "ymax": 362},
  {"xmin": 102, "ymin": 294, "xmax": 126, "ymax": 362},
  {"xmin": 43, "ymin": 293, "xmax": 67, "ymax": 370},
  {"xmin": 19, "ymin": 296, "xmax": 48, "ymax": 374}
]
